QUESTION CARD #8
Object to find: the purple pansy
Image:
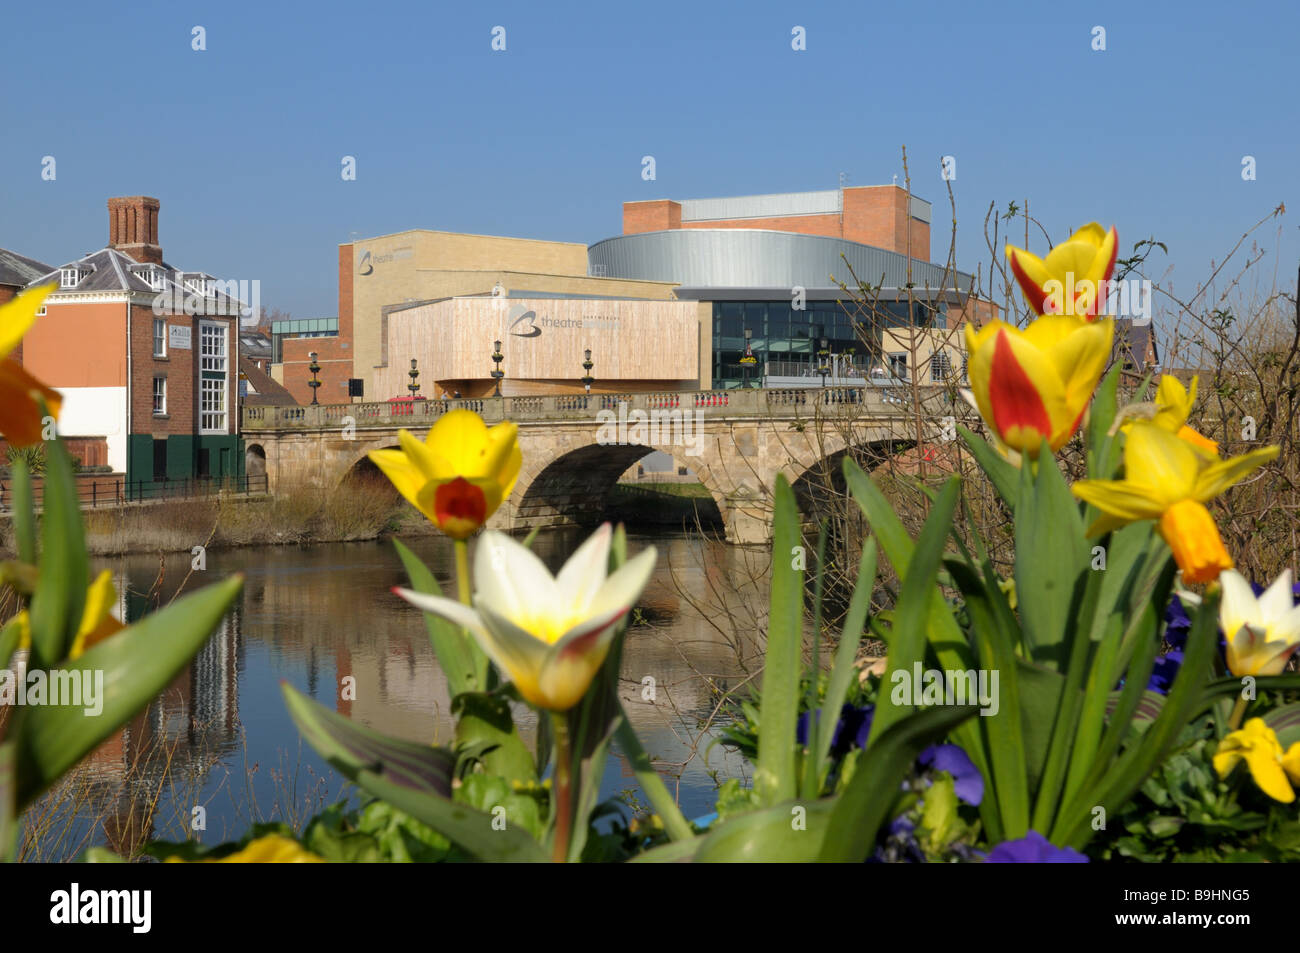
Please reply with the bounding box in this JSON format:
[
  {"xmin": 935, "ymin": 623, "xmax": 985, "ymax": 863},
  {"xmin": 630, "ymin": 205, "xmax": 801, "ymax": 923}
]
[
  {"xmin": 917, "ymin": 743, "xmax": 984, "ymax": 806},
  {"xmin": 986, "ymin": 830, "xmax": 1089, "ymax": 863},
  {"xmin": 1147, "ymin": 649, "xmax": 1184, "ymax": 695}
]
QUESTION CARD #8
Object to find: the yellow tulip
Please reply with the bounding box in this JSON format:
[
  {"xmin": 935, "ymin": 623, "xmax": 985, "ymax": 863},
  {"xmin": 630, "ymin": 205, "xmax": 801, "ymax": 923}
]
[
  {"xmin": 1071, "ymin": 422, "xmax": 1278, "ymax": 584},
  {"xmin": 0, "ymin": 285, "xmax": 61, "ymax": 447},
  {"xmin": 396, "ymin": 524, "xmax": 656, "ymax": 711},
  {"xmin": 368, "ymin": 410, "xmax": 521, "ymax": 540},
  {"xmin": 11, "ymin": 570, "xmax": 124, "ymax": 659},
  {"xmin": 165, "ymin": 834, "xmax": 326, "ymax": 863},
  {"xmin": 1006, "ymin": 223, "xmax": 1118, "ymax": 318},
  {"xmin": 963, "ymin": 314, "xmax": 1113, "ymax": 458},
  {"xmin": 1213, "ymin": 718, "xmax": 1300, "ymax": 804}
]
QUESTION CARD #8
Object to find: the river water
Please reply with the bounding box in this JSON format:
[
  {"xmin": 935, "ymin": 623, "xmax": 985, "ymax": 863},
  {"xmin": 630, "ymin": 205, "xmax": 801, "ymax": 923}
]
[{"xmin": 25, "ymin": 529, "xmax": 772, "ymax": 860}]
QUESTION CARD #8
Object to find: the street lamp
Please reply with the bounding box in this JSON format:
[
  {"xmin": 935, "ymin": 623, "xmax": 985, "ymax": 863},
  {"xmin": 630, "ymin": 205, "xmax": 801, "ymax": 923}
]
[
  {"xmin": 308, "ymin": 351, "xmax": 321, "ymax": 405},
  {"xmin": 490, "ymin": 339, "xmax": 504, "ymax": 397},
  {"xmin": 741, "ymin": 327, "xmax": 757, "ymax": 388},
  {"xmin": 408, "ymin": 358, "xmax": 420, "ymax": 397},
  {"xmin": 817, "ymin": 335, "xmax": 830, "ymax": 389},
  {"xmin": 581, "ymin": 348, "xmax": 594, "ymax": 394}
]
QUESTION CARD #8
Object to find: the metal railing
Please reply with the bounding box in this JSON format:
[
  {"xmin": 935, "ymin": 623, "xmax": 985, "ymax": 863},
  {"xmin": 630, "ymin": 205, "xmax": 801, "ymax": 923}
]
[{"xmin": 0, "ymin": 473, "xmax": 270, "ymax": 512}]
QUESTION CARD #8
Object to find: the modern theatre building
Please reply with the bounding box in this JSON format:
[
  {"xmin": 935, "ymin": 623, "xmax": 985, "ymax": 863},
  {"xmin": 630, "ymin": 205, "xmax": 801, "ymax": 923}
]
[{"xmin": 271, "ymin": 183, "xmax": 991, "ymax": 402}]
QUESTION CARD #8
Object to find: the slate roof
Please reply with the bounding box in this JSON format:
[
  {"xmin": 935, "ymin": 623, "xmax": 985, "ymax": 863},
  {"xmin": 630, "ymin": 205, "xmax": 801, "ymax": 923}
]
[
  {"xmin": 239, "ymin": 356, "xmax": 298, "ymax": 406},
  {"xmin": 1112, "ymin": 319, "xmax": 1159, "ymax": 372},
  {"xmin": 0, "ymin": 247, "xmax": 55, "ymax": 288},
  {"xmin": 25, "ymin": 247, "xmax": 245, "ymax": 314}
]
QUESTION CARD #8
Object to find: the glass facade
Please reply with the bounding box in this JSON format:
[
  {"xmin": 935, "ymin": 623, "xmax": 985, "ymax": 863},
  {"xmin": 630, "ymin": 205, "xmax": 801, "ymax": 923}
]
[
  {"xmin": 711, "ymin": 299, "xmax": 945, "ymax": 389},
  {"xmin": 271, "ymin": 317, "xmax": 339, "ymax": 363}
]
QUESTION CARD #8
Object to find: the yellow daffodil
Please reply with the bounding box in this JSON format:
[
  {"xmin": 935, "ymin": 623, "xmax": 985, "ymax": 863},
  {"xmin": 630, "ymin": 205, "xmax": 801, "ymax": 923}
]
[
  {"xmin": 396, "ymin": 523, "xmax": 656, "ymax": 711},
  {"xmin": 1071, "ymin": 423, "xmax": 1278, "ymax": 583},
  {"xmin": 1006, "ymin": 223, "xmax": 1118, "ymax": 319},
  {"xmin": 1141, "ymin": 375, "xmax": 1218, "ymax": 454},
  {"xmin": 1218, "ymin": 569, "xmax": 1300, "ymax": 676},
  {"xmin": 368, "ymin": 410, "xmax": 521, "ymax": 540},
  {"xmin": 0, "ymin": 285, "xmax": 61, "ymax": 447},
  {"xmin": 1213, "ymin": 718, "xmax": 1300, "ymax": 804},
  {"xmin": 165, "ymin": 834, "xmax": 326, "ymax": 863},
  {"xmin": 11, "ymin": 570, "xmax": 124, "ymax": 659},
  {"xmin": 963, "ymin": 314, "xmax": 1113, "ymax": 458}
]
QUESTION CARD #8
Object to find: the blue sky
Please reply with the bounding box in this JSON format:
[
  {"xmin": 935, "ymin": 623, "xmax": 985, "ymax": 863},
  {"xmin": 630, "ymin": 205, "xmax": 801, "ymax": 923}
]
[{"xmin": 2, "ymin": 0, "xmax": 1296, "ymax": 317}]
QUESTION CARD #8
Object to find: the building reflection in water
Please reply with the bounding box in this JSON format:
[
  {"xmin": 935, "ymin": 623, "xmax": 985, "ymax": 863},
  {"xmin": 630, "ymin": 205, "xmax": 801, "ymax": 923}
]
[{"xmin": 51, "ymin": 529, "xmax": 761, "ymax": 857}]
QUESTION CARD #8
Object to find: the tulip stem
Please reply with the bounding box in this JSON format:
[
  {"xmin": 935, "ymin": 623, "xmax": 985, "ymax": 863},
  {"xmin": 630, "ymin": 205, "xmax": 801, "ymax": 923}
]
[
  {"xmin": 1228, "ymin": 695, "xmax": 1249, "ymax": 731},
  {"xmin": 550, "ymin": 711, "xmax": 574, "ymax": 863},
  {"xmin": 454, "ymin": 539, "xmax": 472, "ymax": 606}
]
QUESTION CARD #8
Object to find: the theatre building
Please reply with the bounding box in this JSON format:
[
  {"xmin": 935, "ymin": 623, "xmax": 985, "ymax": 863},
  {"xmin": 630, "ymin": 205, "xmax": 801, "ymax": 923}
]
[
  {"xmin": 285, "ymin": 183, "xmax": 990, "ymax": 403},
  {"xmin": 19, "ymin": 197, "xmax": 243, "ymax": 484}
]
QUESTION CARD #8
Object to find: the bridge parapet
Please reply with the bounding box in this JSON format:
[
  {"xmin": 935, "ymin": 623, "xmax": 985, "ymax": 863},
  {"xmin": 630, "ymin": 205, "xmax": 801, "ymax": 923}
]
[{"xmin": 241, "ymin": 385, "xmax": 956, "ymax": 432}]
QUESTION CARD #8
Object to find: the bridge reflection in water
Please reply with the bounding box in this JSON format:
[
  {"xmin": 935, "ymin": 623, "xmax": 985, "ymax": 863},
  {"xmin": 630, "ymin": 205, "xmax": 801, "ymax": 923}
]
[{"xmin": 34, "ymin": 530, "xmax": 766, "ymax": 859}]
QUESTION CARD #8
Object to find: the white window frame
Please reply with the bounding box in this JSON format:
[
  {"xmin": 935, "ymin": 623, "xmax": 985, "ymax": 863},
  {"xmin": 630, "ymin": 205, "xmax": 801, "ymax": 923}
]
[
  {"xmin": 153, "ymin": 318, "xmax": 167, "ymax": 357},
  {"xmin": 930, "ymin": 350, "xmax": 953, "ymax": 383},
  {"xmin": 59, "ymin": 267, "xmax": 81, "ymax": 289},
  {"xmin": 199, "ymin": 321, "xmax": 228, "ymax": 434},
  {"xmin": 152, "ymin": 375, "xmax": 167, "ymax": 416}
]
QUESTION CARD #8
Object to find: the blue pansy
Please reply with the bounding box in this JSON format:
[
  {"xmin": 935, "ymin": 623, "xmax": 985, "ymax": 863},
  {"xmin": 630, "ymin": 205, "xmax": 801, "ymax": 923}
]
[
  {"xmin": 917, "ymin": 743, "xmax": 984, "ymax": 806},
  {"xmin": 986, "ymin": 830, "xmax": 1089, "ymax": 863}
]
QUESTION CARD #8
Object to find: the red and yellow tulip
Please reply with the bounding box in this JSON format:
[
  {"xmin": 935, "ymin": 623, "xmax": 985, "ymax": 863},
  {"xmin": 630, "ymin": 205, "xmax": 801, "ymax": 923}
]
[
  {"xmin": 1071, "ymin": 422, "xmax": 1278, "ymax": 583},
  {"xmin": 1006, "ymin": 223, "xmax": 1118, "ymax": 319},
  {"xmin": 1213, "ymin": 718, "xmax": 1300, "ymax": 804},
  {"xmin": 0, "ymin": 285, "xmax": 61, "ymax": 447},
  {"xmin": 964, "ymin": 314, "xmax": 1113, "ymax": 458},
  {"xmin": 368, "ymin": 410, "xmax": 521, "ymax": 540}
]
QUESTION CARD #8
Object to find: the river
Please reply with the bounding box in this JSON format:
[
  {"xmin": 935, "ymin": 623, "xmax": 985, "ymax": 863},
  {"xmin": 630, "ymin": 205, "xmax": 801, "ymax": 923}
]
[{"xmin": 22, "ymin": 528, "xmax": 771, "ymax": 860}]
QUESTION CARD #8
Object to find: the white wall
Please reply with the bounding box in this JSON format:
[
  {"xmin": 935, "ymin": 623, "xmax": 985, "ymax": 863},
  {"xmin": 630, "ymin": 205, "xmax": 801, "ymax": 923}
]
[{"xmin": 55, "ymin": 386, "xmax": 128, "ymax": 473}]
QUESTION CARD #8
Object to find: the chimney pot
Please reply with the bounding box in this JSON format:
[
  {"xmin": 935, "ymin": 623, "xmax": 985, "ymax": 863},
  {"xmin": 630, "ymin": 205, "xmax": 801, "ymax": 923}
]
[{"xmin": 107, "ymin": 196, "xmax": 163, "ymax": 265}]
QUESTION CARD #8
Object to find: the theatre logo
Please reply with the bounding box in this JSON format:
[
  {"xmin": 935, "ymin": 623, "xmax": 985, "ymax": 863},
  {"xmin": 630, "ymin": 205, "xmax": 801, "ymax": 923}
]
[{"xmin": 509, "ymin": 304, "xmax": 621, "ymax": 338}]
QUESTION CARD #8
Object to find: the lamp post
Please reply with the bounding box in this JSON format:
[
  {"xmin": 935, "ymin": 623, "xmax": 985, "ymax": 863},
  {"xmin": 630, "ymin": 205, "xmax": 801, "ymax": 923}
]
[
  {"xmin": 490, "ymin": 340, "xmax": 504, "ymax": 397},
  {"xmin": 408, "ymin": 358, "xmax": 420, "ymax": 397},
  {"xmin": 817, "ymin": 335, "xmax": 830, "ymax": 389},
  {"xmin": 581, "ymin": 348, "xmax": 594, "ymax": 394},
  {"xmin": 308, "ymin": 351, "xmax": 321, "ymax": 405},
  {"xmin": 741, "ymin": 327, "xmax": 756, "ymax": 388}
]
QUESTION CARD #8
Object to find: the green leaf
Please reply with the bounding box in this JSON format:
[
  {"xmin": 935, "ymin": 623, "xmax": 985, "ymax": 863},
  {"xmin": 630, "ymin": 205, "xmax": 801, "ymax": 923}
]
[
  {"xmin": 1013, "ymin": 447, "xmax": 1088, "ymax": 671},
  {"xmin": 452, "ymin": 691, "xmax": 536, "ymax": 782},
  {"xmin": 625, "ymin": 835, "xmax": 704, "ymax": 863},
  {"xmin": 956, "ymin": 425, "xmax": 1019, "ymax": 507},
  {"xmin": 26, "ymin": 439, "xmax": 88, "ymax": 668},
  {"xmin": 282, "ymin": 682, "xmax": 456, "ymax": 796},
  {"xmin": 755, "ymin": 475, "xmax": 803, "ymax": 806},
  {"xmin": 820, "ymin": 704, "xmax": 978, "ymax": 862},
  {"xmin": 1264, "ymin": 702, "xmax": 1300, "ymax": 749},
  {"xmin": 613, "ymin": 716, "xmax": 694, "ymax": 842},
  {"xmin": 0, "ymin": 617, "xmax": 21, "ymax": 672},
  {"xmin": 10, "ymin": 460, "xmax": 35, "ymax": 565},
  {"xmin": 1086, "ymin": 363, "xmax": 1124, "ymax": 481},
  {"xmin": 694, "ymin": 798, "xmax": 838, "ymax": 862},
  {"xmin": 811, "ymin": 540, "xmax": 877, "ymax": 779},
  {"xmin": 869, "ymin": 477, "xmax": 960, "ymax": 745},
  {"xmin": 13, "ymin": 576, "xmax": 243, "ymax": 809},
  {"xmin": 393, "ymin": 539, "xmax": 485, "ymax": 696}
]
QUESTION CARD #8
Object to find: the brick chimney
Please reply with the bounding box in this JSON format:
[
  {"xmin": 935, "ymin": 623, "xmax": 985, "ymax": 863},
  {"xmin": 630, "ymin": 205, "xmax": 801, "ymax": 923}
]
[{"xmin": 107, "ymin": 196, "xmax": 163, "ymax": 264}]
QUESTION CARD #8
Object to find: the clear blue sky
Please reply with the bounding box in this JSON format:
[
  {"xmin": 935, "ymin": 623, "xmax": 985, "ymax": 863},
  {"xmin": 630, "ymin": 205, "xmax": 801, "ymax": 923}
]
[{"xmin": 2, "ymin": 0, "xmax": 1295, "ymax": 317}]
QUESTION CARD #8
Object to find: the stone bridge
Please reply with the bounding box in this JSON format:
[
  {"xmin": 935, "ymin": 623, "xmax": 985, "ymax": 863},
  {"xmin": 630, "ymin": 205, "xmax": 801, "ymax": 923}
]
[{"xmin": 241, "ymin": 386, "xmax": 960, "ymax": 544}]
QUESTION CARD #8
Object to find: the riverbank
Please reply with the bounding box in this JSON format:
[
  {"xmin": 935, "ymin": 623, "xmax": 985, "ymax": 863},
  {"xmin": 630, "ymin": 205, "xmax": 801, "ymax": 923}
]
[{"xmin": 0, "ymin": 480, "xmax": 723, "ymax": 557}]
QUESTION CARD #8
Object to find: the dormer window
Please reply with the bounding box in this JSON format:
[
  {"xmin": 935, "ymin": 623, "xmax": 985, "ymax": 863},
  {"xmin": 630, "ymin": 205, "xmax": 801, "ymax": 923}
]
[
  {"xmin": 134, "ymin": 266, "xmax": 166, "ymax": 292},
  {"xmin": 59, "ymin": 267, "xmax": 84, "ymax": 288},
  {"xmin": 185, "ymin": 275, "xmax": 211, "ymax": 296}
]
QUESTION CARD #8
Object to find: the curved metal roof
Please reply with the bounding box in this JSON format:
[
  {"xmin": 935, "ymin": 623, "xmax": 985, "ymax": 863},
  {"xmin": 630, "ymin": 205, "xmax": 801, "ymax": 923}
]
[{"xmin": 588, "ymin": 229, "xmax": 972, "ymax": 294}]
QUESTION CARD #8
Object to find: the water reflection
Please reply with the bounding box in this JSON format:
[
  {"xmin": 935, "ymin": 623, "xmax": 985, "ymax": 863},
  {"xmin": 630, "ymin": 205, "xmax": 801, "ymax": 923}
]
[{"xmin": 47, "ymin": 529, "xmax": 768, "ymax": 858}]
